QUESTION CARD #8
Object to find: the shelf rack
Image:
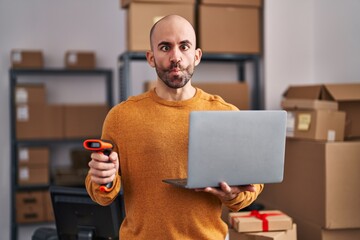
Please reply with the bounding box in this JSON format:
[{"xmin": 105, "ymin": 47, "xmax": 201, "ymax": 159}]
[{"xmin": 9, "ymin": 68, "xmax": 113, "ymax": 240}]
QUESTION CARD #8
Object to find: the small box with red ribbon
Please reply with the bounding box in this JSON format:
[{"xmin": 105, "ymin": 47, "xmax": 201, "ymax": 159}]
[{"xmin": 229, "ymin": 210, "xmax": 293, "ymax": 233}]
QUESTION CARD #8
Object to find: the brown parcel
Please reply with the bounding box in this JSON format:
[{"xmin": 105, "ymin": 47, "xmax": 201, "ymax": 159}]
[
  {"xmin": 294, "ymin": 215, "xmax": 360, "ymax": 240},
  {"xmin": 201, "ymin": 0, "xmax": 262, "ymax": 7},
  {"xmin": 18, "ymin": 165, "xmax": 49, "ymax": 186},
  {"xmin": 15, "ymin": 84, "xmax": 46, "ymax": 105},
  {"xmin": 63, "ymin": 104, "xmax": 109, "ymax": 138},
  {"xmin": 281, "ymin": 99, "xmax": 338, "ymax": 111},
  {"xmin": 283, "ymin": 84, "xmax": 360, "ymax": 138},
  {"xmin": 127, "ymin": 2, "xmax": 194, "ymax": 51},
  {"xmin": 16, "ymin": 191, "xmax": 45, "ymax": 223},
  {"xmin": 229, "ymin": 210, "xmax": 293, "ymax": 233},
  {"xmin": 11, "ymin": 50, "xmax": 44, "ymax": 69},
  {"xmin": 65, "ymin": 51, "xmax": 96, "ymax": 70},
  {"xmin": 199, "ymin": 4, "xmax": 261, "ymax": 54},
  {"xmin": 286, "ymin": 110, "xmax": 345, "ymax": 141},
  {"xmin": 229, "ymin": 224, "xmax": 297, "ymax": 240},
  {"xmin": 18, "ymin": 147, "xmax": 49, "ymax": 166},
  {"xmin": 16, "ymin": 104, "xmax": 64, "ymax": 140},
  {"xmin": 121, "ymin": 0, "xmax": 195, "ymax": 8},
  {"xmin": 194, "ymin": 82, "xmax": 249, "ymax": 110},
  {"xmin": 257, "ymin": 139, "xmax": 360, "ymax": 229}
]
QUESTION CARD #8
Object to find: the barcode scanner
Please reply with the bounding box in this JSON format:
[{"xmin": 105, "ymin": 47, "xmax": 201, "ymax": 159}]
[{"xmin": 83, "ymin": 139, "xmax": 114, "ymax": 192}]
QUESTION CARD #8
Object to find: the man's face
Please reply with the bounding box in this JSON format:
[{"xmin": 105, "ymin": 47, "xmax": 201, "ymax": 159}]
[{"xmin": 148, "ymin": 16, "xmax": 201, "ymax": 89}]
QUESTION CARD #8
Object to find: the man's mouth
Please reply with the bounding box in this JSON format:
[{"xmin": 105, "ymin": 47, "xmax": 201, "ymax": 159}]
[{"xmin": 170, "ymin": 68, "xmax": 180, "ymax": 72}]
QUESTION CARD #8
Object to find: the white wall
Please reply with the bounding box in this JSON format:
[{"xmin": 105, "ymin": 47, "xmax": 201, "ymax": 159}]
[
  {"xmin": 313, "ymin": 0, "xmax": 360, "ymax": 83},
  {"xmin": 264, "ymin": 0, "xmax": 315, "ymax": 110},
  {"xmin": 264, "ymin": 0, "xmax": 360, "ymax": 110},
  {"xmin": 1, "ymin": 0, "xmax": 360, "ymax": 239}
]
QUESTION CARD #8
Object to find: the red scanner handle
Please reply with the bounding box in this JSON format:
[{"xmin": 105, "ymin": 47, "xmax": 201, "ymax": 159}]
[{"xmin": 83, "ymin": 139, "xmax": 114, "ymax": 192}]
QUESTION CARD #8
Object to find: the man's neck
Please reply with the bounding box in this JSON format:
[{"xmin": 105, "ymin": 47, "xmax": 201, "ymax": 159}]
[{"xmin": 155, "ymin": 80, "xmax": 196, "ymax": 101}]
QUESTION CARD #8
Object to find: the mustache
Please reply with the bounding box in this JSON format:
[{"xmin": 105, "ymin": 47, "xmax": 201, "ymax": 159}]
[{"xmin": 168, "ymin": 61, "xmax": 183, "ymax": 71}]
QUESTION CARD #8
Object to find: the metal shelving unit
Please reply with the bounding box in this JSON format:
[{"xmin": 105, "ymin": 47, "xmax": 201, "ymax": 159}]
[
  {"xmin": 118, "ymin": 51, "xmax": 262, "ymax": 109},
  {"xmin": 9, "ymin": 68, "xmax": 113, "ymax": 240}
]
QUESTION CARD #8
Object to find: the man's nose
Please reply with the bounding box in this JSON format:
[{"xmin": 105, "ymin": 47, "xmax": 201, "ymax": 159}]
[{"xmin": 169, "ymin": 48, "xmax": 182, "ymax": 63}]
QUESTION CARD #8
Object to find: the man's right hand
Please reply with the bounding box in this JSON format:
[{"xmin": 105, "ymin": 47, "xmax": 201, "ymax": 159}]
[{"xmin": 88, "ymin": 151, "xmax": 119, "ymax": 185}]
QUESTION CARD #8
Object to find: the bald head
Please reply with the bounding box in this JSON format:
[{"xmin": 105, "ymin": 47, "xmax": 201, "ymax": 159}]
[{"xmin": 149, "ymin": 15, "xmax": 196, "ymax": 50}]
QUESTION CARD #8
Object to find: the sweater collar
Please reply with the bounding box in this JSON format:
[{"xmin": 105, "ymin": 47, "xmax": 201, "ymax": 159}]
[{"xmin": 149, "ymin": 87, "xmax": 203, "ymax": 107}]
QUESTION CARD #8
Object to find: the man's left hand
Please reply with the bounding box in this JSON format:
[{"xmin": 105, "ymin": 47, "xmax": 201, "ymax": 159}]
[{"xmin": 195, "ymin": 182, "xmax": 256, "ymax": 202}]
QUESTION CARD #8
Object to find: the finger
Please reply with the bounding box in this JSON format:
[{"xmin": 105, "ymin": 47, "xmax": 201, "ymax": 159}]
[
  {"xmin": 91, "ymin": 152, "xmax": 110, "ymax": 162},
  {"xmin": 90, "ymin": 174, "xmax": 116, "ymax": 185},
  {"xmin": 89, "ymin": 160, "xmax": 115, "ymax": 171},
  {"xmin": 89, "ymin": 167, "xmax": 117, "ymax": 179},
  {"xmin": 219, "ymin": 182, "xmax": 232, "ymax": 193}
]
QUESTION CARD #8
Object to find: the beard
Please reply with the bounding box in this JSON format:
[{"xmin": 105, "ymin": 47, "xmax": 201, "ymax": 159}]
[{"xmin": 154, "ymin": 60, "xmax": 195, "ymax": 89}]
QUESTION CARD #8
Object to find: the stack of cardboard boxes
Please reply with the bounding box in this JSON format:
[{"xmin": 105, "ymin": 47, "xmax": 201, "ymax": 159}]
[
  {"xmin": 257, "ymin": 83, "xmax": 360, "ymax": 240},
  {"xmin": 15, "ymin": 84, "xmax": 108, "ymax": 140},
  {"xmin": 120, "ymin": 0, "xmax": 262, "ymax": 54},
  {"xmin": 227, "ymin": 210, "xmax": 297, "ymax": 240}
]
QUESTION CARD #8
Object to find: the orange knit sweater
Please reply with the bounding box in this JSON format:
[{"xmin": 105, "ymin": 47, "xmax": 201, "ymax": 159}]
[{"xmin": 86, "ymin": 88, "xmax": 263, "ymax": 240}]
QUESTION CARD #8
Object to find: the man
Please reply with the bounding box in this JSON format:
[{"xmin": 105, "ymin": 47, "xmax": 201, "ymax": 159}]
[{"xmin": 85, "ymin": 15, "xmax": 263, "ymax": 239}]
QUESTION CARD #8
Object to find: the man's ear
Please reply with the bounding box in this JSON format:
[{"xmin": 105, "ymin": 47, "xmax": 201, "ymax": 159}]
[
  {"xmin": 146, "ymin": 50, "xmax": 155, "ymax": 68},
  {"xmin": 194, "ymin": 48, "xmax": 202, "ymax": 67}
]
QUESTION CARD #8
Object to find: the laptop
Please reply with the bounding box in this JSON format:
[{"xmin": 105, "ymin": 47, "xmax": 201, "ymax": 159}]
[{"xmin": 162, "ymin": 110, "xmax": 287, "ymax": 188}]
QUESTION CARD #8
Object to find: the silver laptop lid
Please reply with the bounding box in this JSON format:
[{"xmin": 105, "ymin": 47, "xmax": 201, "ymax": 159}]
[{"xmin": 186, "ymin": 110, "xmax": 287, "ymax": 188}]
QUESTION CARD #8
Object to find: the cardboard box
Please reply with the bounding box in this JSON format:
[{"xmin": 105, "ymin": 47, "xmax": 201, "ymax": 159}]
[
  {"xmin": 281, "ymin": 99, "xmax": 338, "ymax": 111},
  {"xmin": 18, "ymin": 147, "xmax": 49, "ymax": 166},
  {"xmin": 286, "ymin": 110, "xmax": 346, "ymax": 141},
  {"xmin": 257, "ymin": 139, "xmax": 360, "ymax": 229},
  {"xmin": 65, "ymin": 51, "xmax": 96, "ymax": 70},
  {"xmin": 121, "ymin": 0, "xmax": 195, "ymax": 8},
  {"xmin": 64, "ymin": 104, "xmax": 109, "ymax": 138},
  {"xmin": 229, "ymin": 224, "xmax": 297, "ymax": 240},
  {"xmin": 294, "ymin": 216, "xmax": 360, "ymax": 240},
  {"xmin": 144, "ymin": 81, "xmax": 249, "ymax": 110},
  {"xmin": 54, "ymin": 167, "xmax": 87, "ymax": 187},
  {"xmin": 127, "ymin": 2, "xmax": 195, "ymax": 51},
  {"xmin": 229, "ymin": 210, "xmax": 293, "ymax": 233},
  {"xmin": 16, "ymin": 191, "xmax": 45, "ymax": 223},
  {"xmin": 283, "ymin": 84, "xmax": 360, "ymax": 138},
  {"xmin": 11, "ymin": 50, "xmax": 44, "ymax": 69},
  {"xmin": 15, "ymin": 84, "xmax": 46, "ymax": 105},
  {"xmin": 199, "ymin": 4, "xmax": 261, "ymax": 54},
  {"xmin": 195, "ymin": 82, "xmax": 249, "ymax": 110},
  {"xmin": 18, "ymin": 165, "xmax": 49, "ymax": 185},
  {"xmin": 16, "ymin": 104, "xmax": 64, "ymax": 140},
  {"xmin": 202, "ymin": 0, "xmax": 262, "ymax": 7}
]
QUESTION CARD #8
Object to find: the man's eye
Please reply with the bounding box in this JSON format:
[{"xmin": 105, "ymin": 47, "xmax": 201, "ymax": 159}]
[
  {"xmin": 160, "ymin": 46, "xmax": 170, "ymax": 51},
  {"xmin": 181, "ymin": 45, "xmax": 190, "ymax": 51}
]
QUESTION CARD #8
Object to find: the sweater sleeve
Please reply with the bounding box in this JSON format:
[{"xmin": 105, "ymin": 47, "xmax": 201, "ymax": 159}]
[
  {"xmin": 221, "ymin": 184, "xmax": 264, "ymax": 212},
  {"xmin": 85, "ymin": 172, "xmax": 121, "ymax": 206},
  {"xmin": 85, "ymin": 104, "xmax": 123, "ymax": 206}
]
